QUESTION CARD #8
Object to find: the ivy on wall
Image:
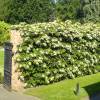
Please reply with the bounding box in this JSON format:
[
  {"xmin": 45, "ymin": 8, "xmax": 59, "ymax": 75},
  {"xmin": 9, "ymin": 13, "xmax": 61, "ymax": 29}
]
[{"xmin": 12, "ymin": 21, "xmax": 100, "ymax": 87}]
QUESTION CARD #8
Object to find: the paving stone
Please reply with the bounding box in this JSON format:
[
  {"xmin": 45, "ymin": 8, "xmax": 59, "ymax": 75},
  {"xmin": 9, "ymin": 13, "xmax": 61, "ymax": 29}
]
[{"xmin": 0, "ymin": 85, "xmax": 40, "ymax": 100}]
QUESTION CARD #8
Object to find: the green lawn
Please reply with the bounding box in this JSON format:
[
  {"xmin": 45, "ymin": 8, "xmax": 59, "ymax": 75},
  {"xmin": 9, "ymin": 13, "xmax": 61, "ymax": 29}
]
[
  {"xmin": 0, "ymin": 49, "xmax": 4, "ymax": 75},
  {"xmin": 25, "ymin": 73, "xmax": 100, "ymax": 100}
]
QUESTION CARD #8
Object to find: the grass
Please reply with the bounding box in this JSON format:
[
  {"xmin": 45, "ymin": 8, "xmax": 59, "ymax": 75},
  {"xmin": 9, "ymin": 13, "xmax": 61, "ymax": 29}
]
[
  {"xmin": 0, "ymin": 48, "xmax": 4, "ymax": 75},
  {"xmin": 25, "ymin": 73, "xmax": 100, "ymax": 100}
]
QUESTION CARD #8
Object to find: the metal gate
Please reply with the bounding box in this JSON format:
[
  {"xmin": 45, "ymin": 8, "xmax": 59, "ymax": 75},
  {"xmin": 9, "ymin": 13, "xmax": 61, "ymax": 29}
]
[{"xmin": 3, "ymin": 42, "xmax": 13, "ymax": 91}]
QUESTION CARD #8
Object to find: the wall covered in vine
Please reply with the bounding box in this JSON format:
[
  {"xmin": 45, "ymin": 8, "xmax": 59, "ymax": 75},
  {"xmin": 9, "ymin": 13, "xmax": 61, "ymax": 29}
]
[{"xmin": 12, "ymin": 21, "xmax": 100, "ymax": 87}]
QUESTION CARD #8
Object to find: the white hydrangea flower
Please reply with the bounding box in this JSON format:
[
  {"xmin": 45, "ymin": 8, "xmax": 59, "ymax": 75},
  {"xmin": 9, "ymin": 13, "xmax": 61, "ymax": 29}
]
[
  {"xmin": 50, "ymin": 76, "xmax": 54, "ymax": 81},
  {"xmin": 78, "ymin": 71, "xmax": 81, "ymax": 75},
  {"xmin": 28, "ymin": 62, "xmax": 32, "ymax": 66},
  {"xmin": 26, "ymin": 50, "xmax": 30, "ymax": 53},
  {"xmin": 23, "ymin": 58, "xmax": 26, "ymax": 61},
  {"xmin": 20, "ymin": 76, "xmax": 24, "ymax": 81},
  {"xmin": 74, "ymin": 67, "xmax": 78, "ymax": 70},
  {"xmin": 29, "ymin": 44, "xmax": 33, "ymax": 48},
  {"xmin": 42, "ymin": 74, "xmax": 45, "ymax": 78},
  {"xmin": 17, "ymin": 58, "xmax": 20, "ymax": 62},
  {"xmin": 21, "ymin": 32, "xmax": 24, "ymax": 36},
  {"xmin": 35, "ymin": 62, "xmax": 39, "ymax": 65},
  {"xmin": 40, "ymin": 50, "xmax": 44, "ymax": 54},
  {"xmin": 38, "ymin": 57, "xmax": 43, "ymax": 60},
  {"xmin": 25, "ymin": 37, "xmax": 30, "ymax": 41},
  {"xmin": 54, "ymin": 70, "xmax": 57, "ymax": 74},
  {"xmin": 30, "ymin": 53, "xmax": 34, "ymax": 57},
  {"xmin": 43, "ymin": 43, "xmax": 47, "ymax": 46},
  {"xmin": 24, "ymin": 83, "xmax": 28, "ymax": 87},
  {"xmin": 19, "ymin": 48, "xmax": 22, "ymax": 52},
  {"xmin": 45, "ymin": 77, "xmax": 49, "ymax": 84},
  {"xmin": 43, "ymin": 64, "xmax": 46, "ymax": 68},
  {"xmin": 25, "ymin": 65, "xmax": 29, "ymax": 69},
  {"xmin": 59, "ymin": 69, "xmax": 65, "ymax": 73},
  {"xmin": 36, "ymin": 40, "xmax": 40, "ymax": 44},
  {"xmin": 46, "ymin": 71, "xmax": 50, "ymax": 75}
]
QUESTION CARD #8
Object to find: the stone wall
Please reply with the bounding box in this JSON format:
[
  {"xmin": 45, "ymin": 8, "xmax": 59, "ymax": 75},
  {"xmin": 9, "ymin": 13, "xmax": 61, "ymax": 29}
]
[{"xmin": 10, "ymin": 30, "xmax": 24, "ymax": 91}]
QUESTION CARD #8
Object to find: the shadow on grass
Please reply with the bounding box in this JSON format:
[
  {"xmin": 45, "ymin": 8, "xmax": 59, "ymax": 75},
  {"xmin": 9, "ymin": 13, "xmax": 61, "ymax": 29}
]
[{"xmin": 83, "ymin": 82, "xmax": 100, "ymax": 100}]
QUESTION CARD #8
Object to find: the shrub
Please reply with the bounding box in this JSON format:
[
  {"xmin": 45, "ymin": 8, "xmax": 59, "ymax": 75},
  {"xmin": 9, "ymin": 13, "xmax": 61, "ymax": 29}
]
[
  {"xmin": 0, "ymin": 0, "xmax": 55, "ymax": 24},
  {"xmin": 0, "ymin": 73, "xmax": 3, "ymax": 83},
  {"xmin": 80, "ymin": 0, "xmax": 100, "ymax": 22},
  {"xmin": 56, "ymin": 0, "xmax": 80, "ymax": 21},
  {"xmin": 0, "ymin": 21, "xmax": 10, "ymax": 46},
  {"xmin": 13, "ymin": 21, "xmax": 100, "ymax": 87}
]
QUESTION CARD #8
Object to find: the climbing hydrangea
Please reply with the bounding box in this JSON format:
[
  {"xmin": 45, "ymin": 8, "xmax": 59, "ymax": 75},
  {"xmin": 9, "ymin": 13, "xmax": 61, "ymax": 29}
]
[{"xmin": 12, "ymin": 20, "xmax": 100, "ymax": 87}]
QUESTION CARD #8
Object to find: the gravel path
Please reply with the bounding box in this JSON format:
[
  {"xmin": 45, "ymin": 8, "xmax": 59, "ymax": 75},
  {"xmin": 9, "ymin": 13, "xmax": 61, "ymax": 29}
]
[{"xmin": 0, "ymin": 85, "xmax": 40, "ymax": 100}]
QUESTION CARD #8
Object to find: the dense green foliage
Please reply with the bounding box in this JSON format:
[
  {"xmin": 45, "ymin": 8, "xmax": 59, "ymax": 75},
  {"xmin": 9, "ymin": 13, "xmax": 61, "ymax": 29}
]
[
  {"xmin": 0, "ymin": 22, "xmax": 10, "ymax": 46},
  {"xmin": 80, "ymin": 0, "xmax": 100, "ymax": 22},
  {"xmin": 13, "ymin": 21, "xmax": 100, "ymax": 87},
  {"xmin": 0, "ymin": 0, "xmax": 10, "ymax": 21},
  {"xmin": 0, "ymin": 0, "xmax": 100, "ymax": 23},
  {"xmin": 56, "ymin": 0, "xmax": 100, "ymax": 22},
  {"xmin": 56, "ymin": 0, "xmax": 80, "ymax": 21},
  {"xmin": 0, "ymin": 0, "xmax": 55, "ymax": 24}
]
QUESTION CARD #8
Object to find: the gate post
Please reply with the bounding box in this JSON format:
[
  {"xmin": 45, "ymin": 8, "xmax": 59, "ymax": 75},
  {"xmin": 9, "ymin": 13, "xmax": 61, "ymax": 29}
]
[
  {"xmin": 11, "ymin": 30, "xmax": 24, "ymax": 91},
  {"xmin": 3, "ymin": 42, "xmax": 13, "ymax": 91},
  {"xmin": 3, "ymin": 30, "xmax": 24, "ymax": 91}
]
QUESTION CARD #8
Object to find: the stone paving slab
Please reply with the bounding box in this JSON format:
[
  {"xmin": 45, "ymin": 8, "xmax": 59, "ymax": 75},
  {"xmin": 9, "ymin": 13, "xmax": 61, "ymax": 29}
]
[{"xmin": 0, "ymin": 85, "xmax": 40, "ymax": 100}]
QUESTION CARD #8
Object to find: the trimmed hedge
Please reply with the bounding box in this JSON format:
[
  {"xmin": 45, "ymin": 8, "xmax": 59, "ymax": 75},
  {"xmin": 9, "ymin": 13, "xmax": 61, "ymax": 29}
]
[
  {"xmin": 13, "ymin": 21, "xmax": 100, "ymax": 87},
  {"xmin": 0, "ymin": 21, "xmax": 10, "ymax": 46}
]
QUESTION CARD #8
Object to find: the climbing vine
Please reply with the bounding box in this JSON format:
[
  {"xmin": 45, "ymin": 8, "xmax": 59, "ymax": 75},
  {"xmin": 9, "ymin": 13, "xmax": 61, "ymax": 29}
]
[{"xmin": 12, "ymin": 21, "xmax": 100, "ymax": 87}]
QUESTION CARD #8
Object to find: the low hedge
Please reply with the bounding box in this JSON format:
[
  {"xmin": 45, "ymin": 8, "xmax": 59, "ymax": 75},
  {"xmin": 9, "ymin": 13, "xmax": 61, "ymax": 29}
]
[
  {"xmin": 13, "ymin": 21, "xmax": 100, "ymax": 87},
  {"xmin": 0, "ymin": 21, "xmax": 10, "ymax": 46}
]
